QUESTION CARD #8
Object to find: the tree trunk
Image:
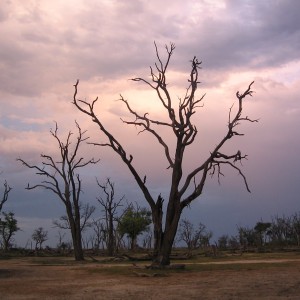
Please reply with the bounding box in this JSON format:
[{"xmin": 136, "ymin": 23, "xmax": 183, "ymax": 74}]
[
  {"xmin": 3, "ymin": 238, "xmax": 9, "ymax": 252},
  {"xmin": 67, "ymin": 207, "xmax": 84, "ymax": 261},
  {"xmin": 151, "ymin": 135, "xmax": 185, "ymax": 265},
  {"xmin": 130, "ymin": 236, "xmax": 136, "ymax": 251},
  {"xmin": 152, "ymin": 195, "xmax": 164, "ymax": 258},
  {"xmin": 107, "ymin": 214, "xmax": 114, "ymax": 256},
  {"xmin": 73, "ymin": 225, "xmax": 84, "ymax": 261},
  {"xmin": 152, "ymin": 202, "xmax": 181, "ymax": 266}
]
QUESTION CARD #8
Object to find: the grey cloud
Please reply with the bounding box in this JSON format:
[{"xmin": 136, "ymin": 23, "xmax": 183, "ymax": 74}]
[
  {"xmin": 0, "ymin": 1, "xmax": 159, "ymax": 97},
  {"xmin": 176, "ymin": 0, "xmax": 300, "ymax": 76},
  {"xmin": 0, "ymin": 4, "xmax": 9, "ymax": 22},
  {"xmin": 220, "ymin": 8, "xmax": 298, "ymax": 71},
  {"xmin": 1, "ymin": 0, "xmax": 300, "ymax": 99}
]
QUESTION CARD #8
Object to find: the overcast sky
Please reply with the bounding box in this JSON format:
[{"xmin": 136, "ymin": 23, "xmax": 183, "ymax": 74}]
[{"xmin": 1, "ymin": 0, "xmax": 300, "ymax": 247}]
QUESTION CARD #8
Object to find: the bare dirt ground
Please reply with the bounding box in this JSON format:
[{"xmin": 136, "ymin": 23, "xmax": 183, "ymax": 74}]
[{"xmin": 1, "ymin": 256, "xmax": 300, "ymax": 299}]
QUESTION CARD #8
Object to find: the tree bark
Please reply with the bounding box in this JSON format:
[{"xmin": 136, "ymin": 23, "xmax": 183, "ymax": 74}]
[
  {"xmin": 153, "ymin": 205, "xmax": 181, "ymax": 266},
  {"xmin": 66, "ymin": 200, "xmax": 84, "ymax": 261},
  {"xmin": 107, "ymin": 213, "xmax": 114, "ymax": 256},
  {"xmin": 152, "ymin": 195, "xmax": 164, "ymax": 258}
]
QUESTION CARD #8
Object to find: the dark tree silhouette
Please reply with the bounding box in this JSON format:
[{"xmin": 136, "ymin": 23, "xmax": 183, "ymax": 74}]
[
  {"xmin": 0, "ymin": 212, "xmax": 19, "ymax": 251},
  {"xmin": 73, "ymin": 43, "xmax": 257, "ymax": 266},
  {"xmin": 18, "ymin": 122, "xmax": 99, "ymax": 261},
  {"xmin": 254, "ymin": 221, "xmax": 272, "ymax": 246},
  {"xmin": 32, "ymin": 227, "xmax": 48, "ymax": 250},
  {"xmin": 178, "ymin": 219, "xmax": 212, "ymax": 251},
  {"xmin": 0, "ymin": 181, "xmax": 12, "ymax": 213},
  {"xmin": 96, "ymin": 178, "xmax": 124, "ymax": 256}
]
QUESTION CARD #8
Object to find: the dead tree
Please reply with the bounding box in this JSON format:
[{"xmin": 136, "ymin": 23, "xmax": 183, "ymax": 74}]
[
  {"xmin": 72, "ymin": 43, "xmax": 257, "ymax": 266},
  {"xmin": 0, "ymin": 181, "xmax": 12, "ymax": 213},
  {"xmin": 96, "ymin": 178, "xmax": 124, "ymax": 256},
  {"xmin": 17, "ymin": 122, "xmax": 99, "ymax": 261}
]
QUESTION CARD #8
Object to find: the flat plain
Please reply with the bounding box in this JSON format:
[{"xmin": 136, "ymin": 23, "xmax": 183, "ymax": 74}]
[{"xmin": 1, "ymin": 253, "xmax": 300, "ymax": 299}]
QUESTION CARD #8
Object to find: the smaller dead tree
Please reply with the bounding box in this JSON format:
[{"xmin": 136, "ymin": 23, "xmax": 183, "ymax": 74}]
[
  {"xmin": 96, "ymin": 178, "xmax": 124, "ymax": 256},
  {"xmin": 0, "ymin": 181, "xmax": 12, "ymax": 213},
  {"xmin": 18, "ymin": 122, "xmax": 99, "ymax": 261}
]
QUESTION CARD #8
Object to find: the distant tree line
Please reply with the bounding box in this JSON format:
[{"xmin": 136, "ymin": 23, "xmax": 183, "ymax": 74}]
[
  {"xmin": 2, "ymin": 166, "xmax": 300, "ymax": 256},
  {"xmin": 2, "ymin": 170, "xmax": 300, "ymax": 256},
  {"xmin": 217, "ymin": 213, "xmax": 300, "ymax": 251}
]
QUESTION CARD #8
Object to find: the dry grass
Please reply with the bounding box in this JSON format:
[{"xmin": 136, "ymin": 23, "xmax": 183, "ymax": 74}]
[{"xmin": 1, "ymin": 253, "xmax": 300, "ymax": 299}]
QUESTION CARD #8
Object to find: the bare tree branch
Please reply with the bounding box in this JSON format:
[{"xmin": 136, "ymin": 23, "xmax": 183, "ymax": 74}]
[
  {"xmin": 73, "ymin": 80, "xmax": 157, "ymax": 211},
  {"xmin": 180, "ymin": 81, "xmax": 256, "ymax": 208},
  {"xmin": 96, "ymin": 177, "xmax": 124, "ymax": 255},
  {"xmin": 0, "ymin": 181, "xmax": 12, "ymax": 213}
]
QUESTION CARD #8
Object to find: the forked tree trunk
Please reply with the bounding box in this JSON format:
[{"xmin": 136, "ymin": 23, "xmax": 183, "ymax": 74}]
[{"xmin": 152, "ymin": 201, "xmax": 182, "ymax": 266}]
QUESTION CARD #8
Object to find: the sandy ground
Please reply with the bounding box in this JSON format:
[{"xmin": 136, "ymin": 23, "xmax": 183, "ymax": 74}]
[{"xmin": 1, "ymin": 257, "xmax": 300, "ymax": 299}]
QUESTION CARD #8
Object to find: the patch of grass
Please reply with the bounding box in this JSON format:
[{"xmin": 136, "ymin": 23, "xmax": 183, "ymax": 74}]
[
  {"xmin": 0, "ymin": 255, "xmax": 13, "ymax": 260},
  {"xmin": 85, "ymin": 261, "xmax": 292, "ymax": 277},
  {"xmin": 87, "ymin": 265, "xmax": 140, "ymax": 277},
  {"xmin": 87, "ymin": 264, "xmax": 189, "ymax": 277},
  {"xmin": 186, "ymin": 261, "xmax": 294, "ymax": 272},
  {"xmin": 178, "ymin": 250, "xmax": 300, "ymax": 264},
  {"xmin": 29, "ymin": 257, "xmax": 79, "ymax": 266}
]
